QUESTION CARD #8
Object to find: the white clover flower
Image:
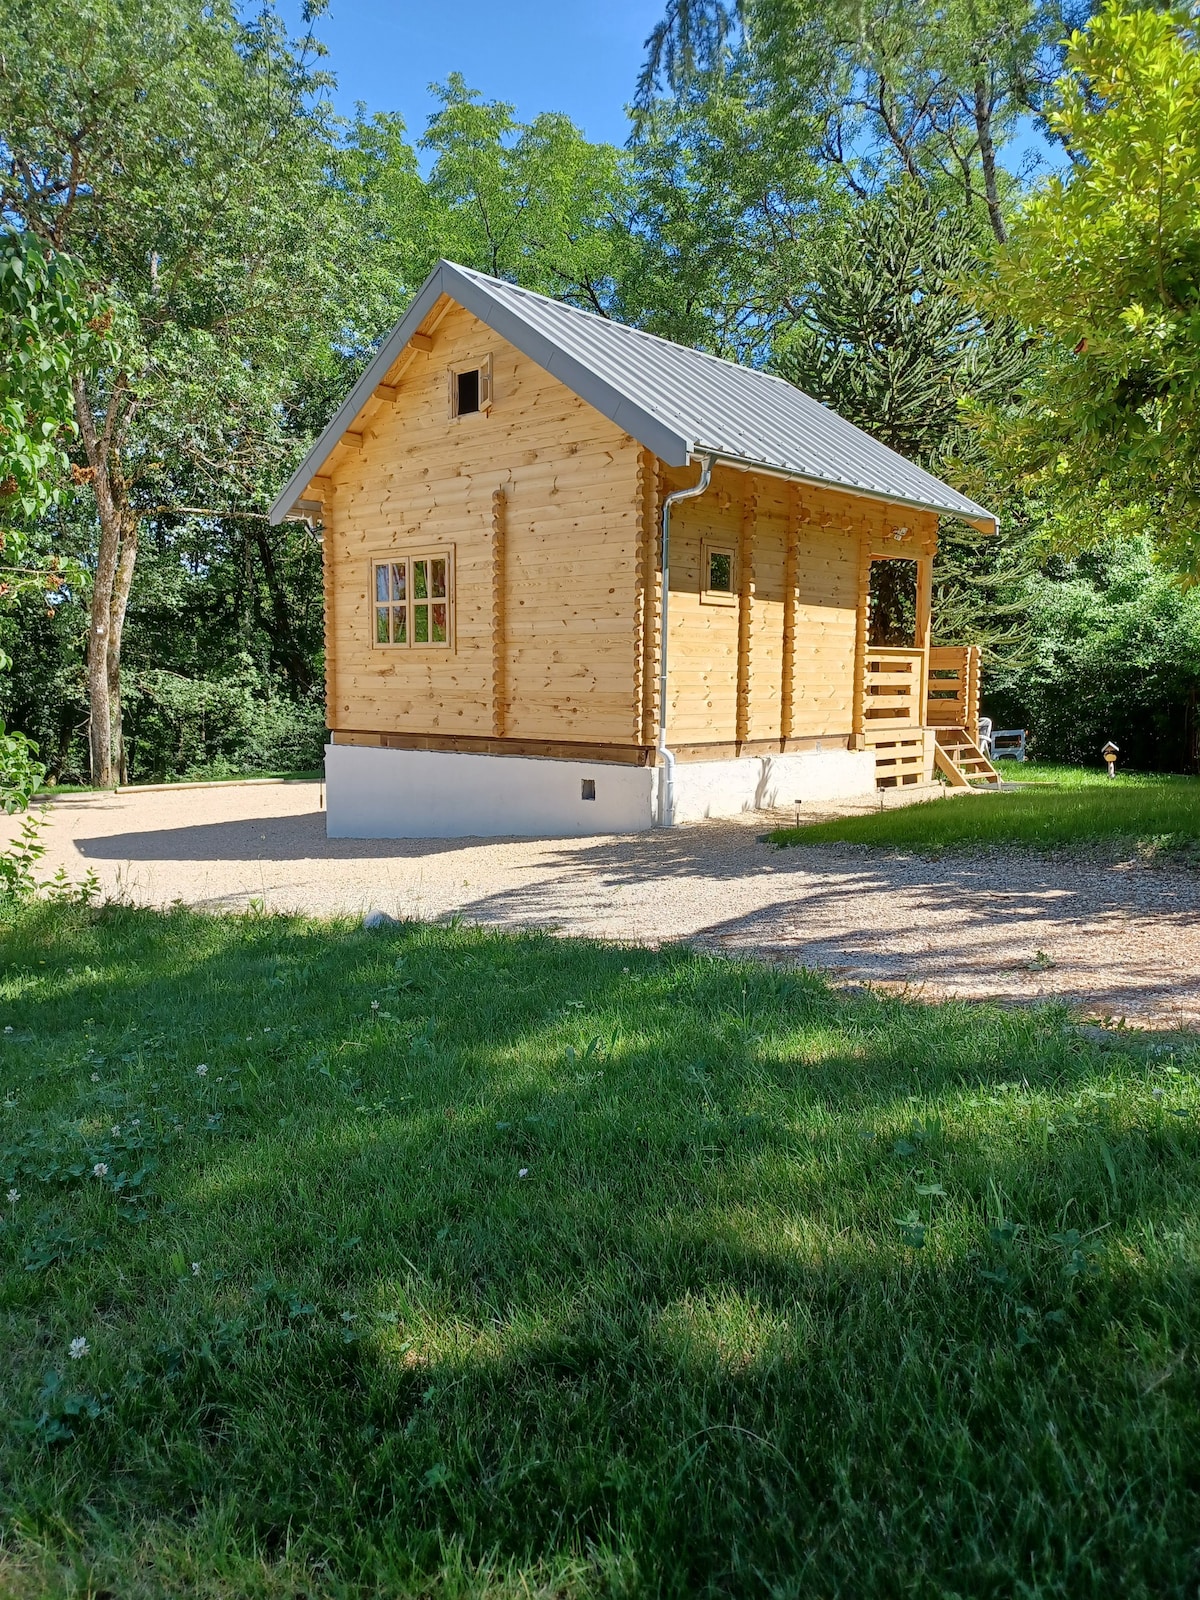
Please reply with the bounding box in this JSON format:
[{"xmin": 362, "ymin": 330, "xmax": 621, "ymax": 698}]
[
  {"xmin": 92, "ymin": 1162, "xmax": 108, "ymax": 1178},
  {"xmin": 3, "ymin": 1025, "xmax": 12, "ymax": 1034},
  {"xmin": 191, "ymin": 1261, "xmax": 201, "ymax": 1276},
  {"xmin": 518, "ymin": 1168, "xmax": 529, "ymax": 1179},
  {"xmin": 68, "ymin": 1337, "xmax": 89, "ymax": 1360},
  {"xmin": 7, "ymin": 1188, "xmax": 19, "ymax": 1205},
  {"xmin": 195, "ymin": 1064, "xmax": 208, "ymax": 1077},
  {"xmin": 130, "ymin": 1118, "xmax": 140, "ymax": 1128},
  {"xmin": 1153, "ymin": 1087, "xmax": 1166, "ymax": 1100},
  {"xmin": 111, "ymin": 1125, "xmax": 121, "ymax": 1136},
  {"xmin": 90, "ymin": 1073, "xmax": 100, "ymax": 1083}
]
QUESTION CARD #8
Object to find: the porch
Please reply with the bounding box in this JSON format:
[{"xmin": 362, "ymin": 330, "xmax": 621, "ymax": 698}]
[{"xmin": 859, "ymin": 642, "xmax": 1001, "ymax": 790}]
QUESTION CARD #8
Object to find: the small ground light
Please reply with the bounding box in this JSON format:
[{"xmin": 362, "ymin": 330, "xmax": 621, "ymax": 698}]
[{"xmin": 1102, "ymin": 740, "xmax": 1119, "ymax": 778}]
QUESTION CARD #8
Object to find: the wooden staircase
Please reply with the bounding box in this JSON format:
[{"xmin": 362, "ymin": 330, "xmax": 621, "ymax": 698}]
[{"xmin": 933, "ymin": 726, "xmax": 1001, "ymax": 787}]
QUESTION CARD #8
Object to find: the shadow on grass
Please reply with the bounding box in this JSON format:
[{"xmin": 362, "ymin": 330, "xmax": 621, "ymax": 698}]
[{"xmin": 2, "ymin": 904, "xmax": 1198, "ymax": 1597}]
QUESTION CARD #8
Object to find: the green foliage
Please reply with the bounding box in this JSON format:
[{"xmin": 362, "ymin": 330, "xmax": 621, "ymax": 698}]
[
  {"xmin": 987, "ymin": 539, "xmax": 1200, "ymax": 768},
  {"xmin": 421, "ymin": 77, "xmax": 628, "ymax": 304},
  {"xmin": 1, "ymin": 905, "xmax": 1199, "ymax": 1592},
  {"xmin": 0, "ymin": 718, "xmax": 44, "ymax": 811},
  {"xmin": 773, "ymin": 185, "xmax": 1025, "ymax": 466},
  {"xmin": 0, "ymin": 234, "xmax": 83, "ymax": 533},
  {"xmin": 639, "ymin": 0, "xmax": 1079, "ymax": 238},
  {"xmin": 122, "ymin": 665, "xmax": 325, "ymax": 783},
  {"xmin": 620, "ymin": 80, "xmax": 832, "ymax": 357},
  {"xmin": 770, "ymin": 761, "xmax": 1200, "ymax": 850},
  {"xmin": 977, "ymin": 3, "xmax": 1200, "ymax": 570}
]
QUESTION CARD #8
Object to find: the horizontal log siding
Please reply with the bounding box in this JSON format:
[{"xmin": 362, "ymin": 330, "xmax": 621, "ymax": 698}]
[
  {"xmin": 321, "ymin": 302, "xmax": 642, "ymax": 745},
  {"xmin": 661, "ymin": 464, "xmax": 938, "ymax": 750}
]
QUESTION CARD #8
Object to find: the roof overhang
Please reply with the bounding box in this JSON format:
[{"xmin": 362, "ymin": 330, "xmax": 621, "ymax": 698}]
[
  {"xmin": 695, "ymin": 449, "xmax": 999, "ymax": 534},
  {"xmin": 268, "ymin": 260, "xmax": 694, "ymax": 525},
  {"xmin": 268, "ymin": 259, "xmax": 999, "ymax": 536}
]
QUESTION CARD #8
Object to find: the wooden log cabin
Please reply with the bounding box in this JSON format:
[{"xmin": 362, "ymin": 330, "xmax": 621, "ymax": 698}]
[{"xmin": 269, "ymin": 261, "xmax": 999, "ymax": 837}]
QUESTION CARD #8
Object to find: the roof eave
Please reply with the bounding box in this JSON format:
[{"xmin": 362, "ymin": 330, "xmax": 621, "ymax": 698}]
[
  {"xmin": 691, "ymin": 445, "xmax": 999, "ymax": 534},
  {"xmin": 268, "ymin": 260, "xmax": 694, "ymax": 524}
]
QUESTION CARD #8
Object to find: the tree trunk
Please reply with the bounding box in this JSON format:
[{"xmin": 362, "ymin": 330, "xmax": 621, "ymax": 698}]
[
  {"xmin": 251, "ymin": 522, "xmax": 315, "ymax": 694},
  {"xmin": 73, "ymin": 372, "xmax": 136, "ymax": 789},
  {"xmin": 973, "ymin": 77, "xmax": 1008, "ymax": 245}
]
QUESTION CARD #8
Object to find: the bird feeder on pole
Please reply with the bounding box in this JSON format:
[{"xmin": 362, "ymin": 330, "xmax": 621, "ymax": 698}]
[{"xmin": 1102, "ymin": 740, "xmax": 1119, "ymax": 778}]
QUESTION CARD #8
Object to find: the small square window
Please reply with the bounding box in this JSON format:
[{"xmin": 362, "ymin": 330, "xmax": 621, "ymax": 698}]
[
  {"xmin": 449, "ymin": 353, "xmax": 492, "ymax": 418},
  {"xmin": 701, "ymin": 539, "xmax": 738, "ymax": 606},
  {"xmin": 708, "ymin": 550, "xmax": 732, "ymax": 592},
  {"xmin": 581, "ymin": 778, "xmax": 596, "ymax": 801}
]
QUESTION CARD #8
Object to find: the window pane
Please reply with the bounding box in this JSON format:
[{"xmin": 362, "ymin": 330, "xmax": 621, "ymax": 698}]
[
  {"xmin": 391, "ymin": 562, "xmax": 406, "ymax": 601},
  {"xmin": 431, "ymin": 558, "xmax": 447, "ymax": 598},
  {"xmin": 708, "ymin": 550, "xmax": 733, "ymax": 592},
  {"xmin": 413, "ymin": 560, "xmax": 428, "ymax": 600},
  {"xmin": 376, "ymin": 606, "xmax": 390, "ymax": 644},
  {"xmin": 456, "ymin": 368, "xmax": 480, "ymax": 415},
  {"xmin": 394, "ymin": 606, "xmax": 407, "ymax": 644},
  {"xmin": 375, "ymin": 566, "xmax": 390, "ymax": 603},
  {"xmin": 431, "ymin": 602, "xmax": 448, "ymax": 642},
  {"xmin": 414, "ymin": 603, "xmax": 429, "ymax": 643}
]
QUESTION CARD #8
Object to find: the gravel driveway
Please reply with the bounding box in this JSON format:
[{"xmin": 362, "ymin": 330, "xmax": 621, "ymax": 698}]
[{"xmin": 13, "ymin": 779, "xmax": 1200, "ymax": 1029}]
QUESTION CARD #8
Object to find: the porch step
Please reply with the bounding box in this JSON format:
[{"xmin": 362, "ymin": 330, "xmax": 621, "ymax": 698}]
[{"xmin": 933, "ymin": 727, "xmax": 1001, "ymax": 787}]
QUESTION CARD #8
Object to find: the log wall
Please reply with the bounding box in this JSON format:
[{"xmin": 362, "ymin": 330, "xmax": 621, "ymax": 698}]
[{"xmin": 316, "ymin": 298, "xmax": 642, "ymax": 746}]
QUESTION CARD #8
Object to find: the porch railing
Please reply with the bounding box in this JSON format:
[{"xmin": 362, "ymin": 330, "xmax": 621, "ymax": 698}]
[
  {"xmin": 926, "ymin": 645, "xmax": 981, "ymax": 744},
  {"xmin": 863, "ymin": 647, "xmax": 924, "ymax": 730}
]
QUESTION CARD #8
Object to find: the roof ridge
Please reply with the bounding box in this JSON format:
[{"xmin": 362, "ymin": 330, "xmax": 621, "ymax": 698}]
[{"xmin": 445, "ymin": 259, "xmax": 788, "ymax": 383}]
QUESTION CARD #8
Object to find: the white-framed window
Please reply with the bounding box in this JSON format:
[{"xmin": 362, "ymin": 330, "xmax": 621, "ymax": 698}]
[
  {"xmin": 700, "ymin": 537, "xmax": 737, "ymax": 606},
  {"xmin": 372, "ymin": 550, "xmax": 454, "ymax": 648},
  {"xmin": 448, "ymin": 353, "xmax": 493, "ymax": 419}
]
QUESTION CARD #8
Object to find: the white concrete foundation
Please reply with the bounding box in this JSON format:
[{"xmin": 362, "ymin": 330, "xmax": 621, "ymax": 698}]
[
  {"xmin": 325, "ymin": 743, "xmax": 654, "ymax": 838},
  {"xmin": 669, "ymin": 749, "xmax": 876, "ymax": 823},
  {"xmin": 325, "ymin": 742, "xmax": 878, "ymax": 838}
]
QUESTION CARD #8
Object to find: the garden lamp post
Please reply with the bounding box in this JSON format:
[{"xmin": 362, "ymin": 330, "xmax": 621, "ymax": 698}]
[{"xmin": 1102, "ymin": 740, "xmax": 1119, "ymax": 778}]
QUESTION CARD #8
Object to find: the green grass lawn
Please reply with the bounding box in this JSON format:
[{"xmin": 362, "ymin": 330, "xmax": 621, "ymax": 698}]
[
  {"xmin": 770, "ymin": 762, "xmax": 1200, "ymax": 855},
  {"xmin": 2, "ymin": 903, "xmax": 1199, "ymax": 1598}
]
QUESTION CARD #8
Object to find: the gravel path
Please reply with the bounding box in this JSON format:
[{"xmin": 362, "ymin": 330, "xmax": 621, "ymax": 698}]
[{"xmin": 12, "ymin": 779, "xmax": 1200, "ymax": 1028}]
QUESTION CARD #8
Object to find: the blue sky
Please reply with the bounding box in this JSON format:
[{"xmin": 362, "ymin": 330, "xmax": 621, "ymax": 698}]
[
  {"xmin": 286, "ymin": 0, "xmax": 662, "ymax": 146},
  {"xmin": 282, "ymin": 0, "xmax": 1058, "ymax": 174}
]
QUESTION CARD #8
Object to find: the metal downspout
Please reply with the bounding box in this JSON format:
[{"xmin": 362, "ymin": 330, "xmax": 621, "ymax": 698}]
[{"xmin": 657, "ymin": 454, "xmax": 714, "ymax": 827}]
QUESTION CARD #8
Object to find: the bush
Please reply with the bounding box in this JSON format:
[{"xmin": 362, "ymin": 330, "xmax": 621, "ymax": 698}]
[
  {"xmin": 984, "ymin": 540, "xmax": 1200, "ymax": 770},
  {"xmin": 122, "ymin": 660, "xmax": 325, "ymax": 781}
]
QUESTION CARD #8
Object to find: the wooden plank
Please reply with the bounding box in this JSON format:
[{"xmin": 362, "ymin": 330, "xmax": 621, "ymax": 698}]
[
  {"xmin": 736, "ymin": 485, "xmax": 757, "ymax": 744},
  {"xmin": 491, "ymin": 484, "xmax": 507, "ymax": 737},
  {"xmin": 637, "ymin": 449, "xmax": 660, "ymax": 745},
  {"xmin": 780, "ymin": 483, "xmax": 799, "ymax": 741},
  {"xmin": 851, "ymin": 533, "xmax": 869, "ymax": 748}
]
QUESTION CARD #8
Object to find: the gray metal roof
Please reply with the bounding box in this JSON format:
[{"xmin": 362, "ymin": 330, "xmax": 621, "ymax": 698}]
[{"xmin": 269, "ymin": 259, "xmax": 998, "ymax": 530}]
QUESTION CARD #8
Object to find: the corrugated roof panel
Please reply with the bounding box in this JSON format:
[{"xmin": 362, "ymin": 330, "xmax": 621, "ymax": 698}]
[{"xmin": 269, "ymin": 260, "xmax": 997, "ymax": 530}]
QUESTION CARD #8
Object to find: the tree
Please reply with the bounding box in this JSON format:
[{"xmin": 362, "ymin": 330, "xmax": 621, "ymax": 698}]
[
  {"xmin": 772, "ymin": 185, "xmax": 1034, "ymax": 652},
  {"xmin": 618, "ymin": 79, "xmax": 833, "ymax": 358},
  {"xmin": 0, "ymin": 0, "xmax": 345, "ymax": 786},
  {"xmin": 976, "ymin": 3, "xmax": 1200, "ymax": 573},
  {"xmin": 638, "ymin": 0, "xmax": 1089, "ymax": 241}
]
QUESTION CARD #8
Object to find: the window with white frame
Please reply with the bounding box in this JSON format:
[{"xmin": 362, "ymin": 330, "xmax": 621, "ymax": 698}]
[{"xmin": 372, "ymin": 551, "xmax": 453, "ymax": 647}]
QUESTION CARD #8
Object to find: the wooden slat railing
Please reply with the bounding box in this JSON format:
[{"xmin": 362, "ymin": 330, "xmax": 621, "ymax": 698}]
[
  {"xmin": 863, "ymin": 647, "xmax": 924, "ymax": 729},
  {"xmin": 926, "ymin": 645, "xmax": 981, "ymax": 743}
]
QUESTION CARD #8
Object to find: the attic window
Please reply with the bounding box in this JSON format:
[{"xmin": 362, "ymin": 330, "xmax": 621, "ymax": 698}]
[
  {"xmin": 701, "ymin": 538, "xmax": 737, "ymax": 606},
  {"xmin": 449, "ymin": 354, "xmax": 492, "ymax": 419},
  {"xmin": 456, "ymin": 368, "xmax": 479, "ymax": 415}
]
